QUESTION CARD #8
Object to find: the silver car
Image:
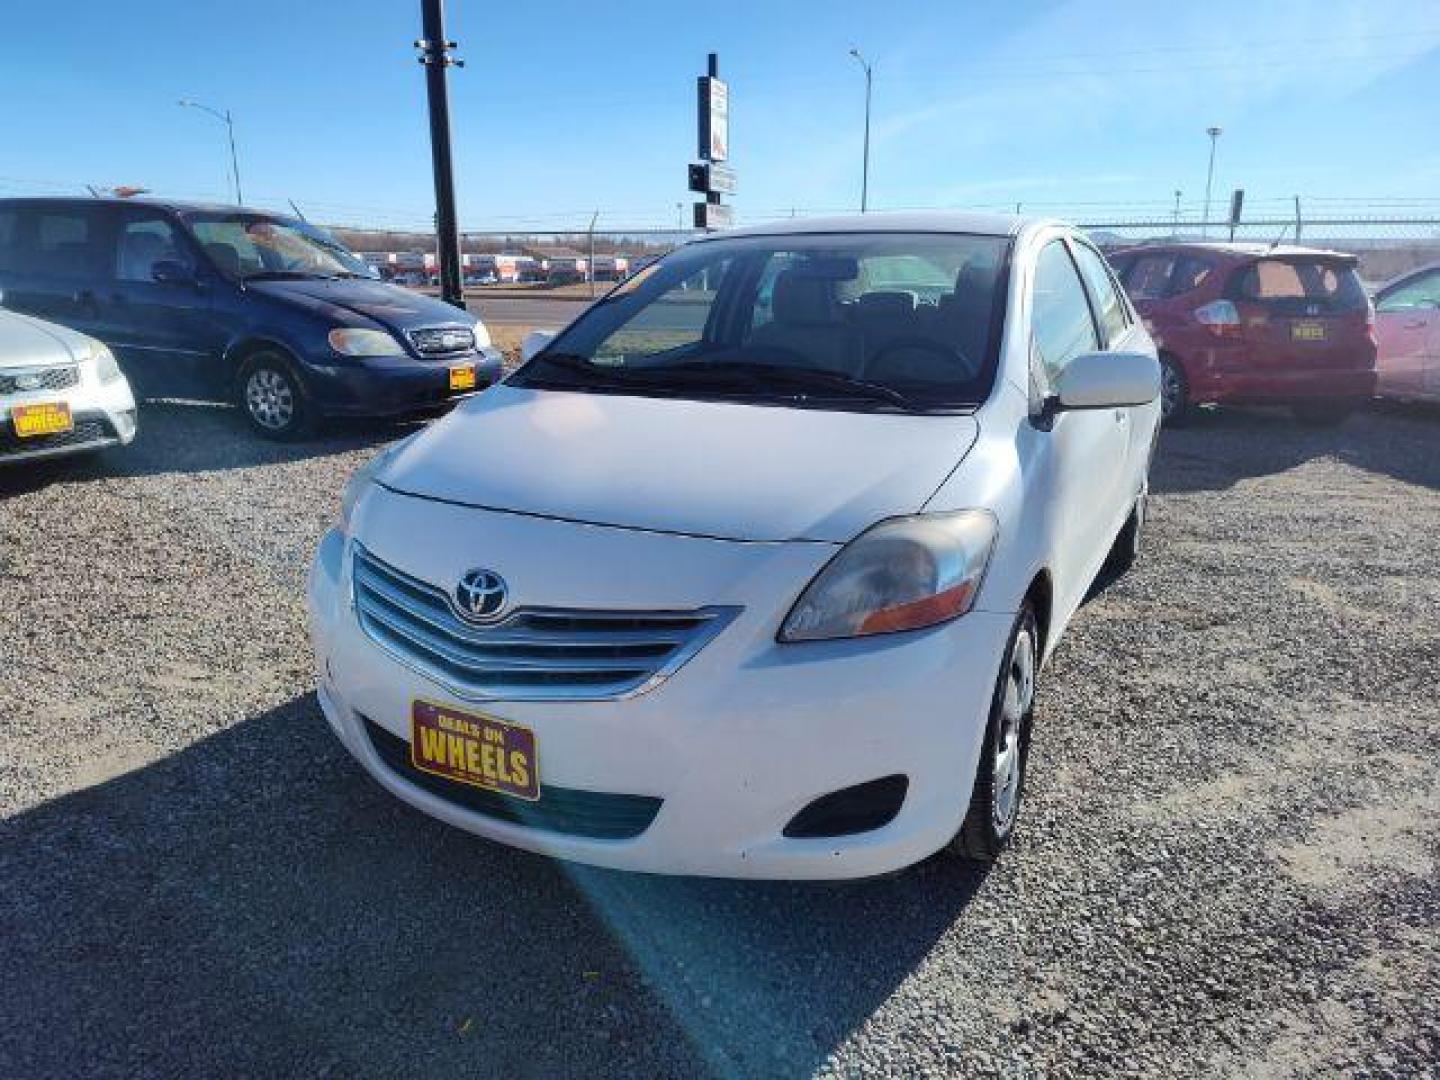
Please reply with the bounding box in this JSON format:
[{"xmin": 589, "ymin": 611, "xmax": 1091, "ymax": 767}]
[{"xmin": 0, "ymin": 306, "xmax": 137, "ymax": 465}]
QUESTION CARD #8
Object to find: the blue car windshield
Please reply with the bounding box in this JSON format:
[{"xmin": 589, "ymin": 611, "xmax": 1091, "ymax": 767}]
[
  {"xmin": 182, "ymin": 212, "xmax": 373, "ymax": 281},
  {"xmin": 511, "ymin": 232, "xmax": 1012, "ymax": 412}
]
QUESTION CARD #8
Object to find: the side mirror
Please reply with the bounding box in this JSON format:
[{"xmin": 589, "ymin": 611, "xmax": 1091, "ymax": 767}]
[
  {"xmin": 521, "ymin": 329, "xmax": 556, "ymax": 362},
  {"xmin": 151, "ymin": 260, "xmax": 196, "ymax": 286},
  {"xmin": 1053, "ymin": 351, "xmax": 1160, "ymax": 411}
]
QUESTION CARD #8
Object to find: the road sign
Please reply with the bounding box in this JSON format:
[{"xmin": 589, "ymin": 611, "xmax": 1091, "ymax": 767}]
[
  {"xmin": 688, "ymin": 162, "xmax": 738, "ymax": 196},
  {"xmin": 1229, "ymin": 188, "xmax": 1245, "ymax": 227},
  {"xmin": 698, "ymin": 75, "xmax": 729, "ymax": 162},
  {"xmin": 693, "ymin": 201, "xmax": 733, "ymax": 230}
]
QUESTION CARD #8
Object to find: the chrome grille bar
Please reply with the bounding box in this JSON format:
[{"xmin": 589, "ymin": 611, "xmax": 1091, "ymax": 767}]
[{"xmin": 350, "ymin": 543, "xmax": 739, "ymax": 701}]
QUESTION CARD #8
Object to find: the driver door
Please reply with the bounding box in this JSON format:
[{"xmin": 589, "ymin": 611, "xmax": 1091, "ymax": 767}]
[{"xmin": 100, "ymin": 208, "xmax": 223, "ymax": 400}]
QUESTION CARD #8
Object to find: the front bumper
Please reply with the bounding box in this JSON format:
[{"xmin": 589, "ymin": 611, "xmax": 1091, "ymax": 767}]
[
  {"xmin": 301, "ymin": 346, "xmax": 504, "ymax": 418},
  {"xmin": 307, "ymin": 493, "xmax": 1016, "ymax": 879},
  {"xmin": 0, "ymin": 373, "xmax": 137, "ymax": 465}
]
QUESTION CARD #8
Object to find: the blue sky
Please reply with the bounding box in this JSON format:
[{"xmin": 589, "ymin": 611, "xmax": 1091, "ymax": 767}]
[{"xmin": 3, "ymin": 0, "xmax": 1438, "ymax": 231}]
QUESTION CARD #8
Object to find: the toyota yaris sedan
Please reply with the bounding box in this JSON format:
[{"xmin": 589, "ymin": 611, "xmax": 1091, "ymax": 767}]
[{"xmin": 308, "ymin": 213, "xmax": 1160, "ymax": 879}]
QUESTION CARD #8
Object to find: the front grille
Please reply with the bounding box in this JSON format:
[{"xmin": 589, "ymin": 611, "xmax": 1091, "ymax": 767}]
[
  {"xmin": 351, "ymin": 544, "xmax": 738, "ymax": 702},
  {"xmin": 0, "ymin": 365, "xmax": 80, "ymax": 394},
  {"xmin": 362, "ymin": 716, "xmax": 662, "ymax": 840},
  {"xmin": 1, "ymin": 419, "xmax": 110, "ymax": 457},
  {"xmin": 407, "ymin": 325, "xmax": 476, "ymax": 357}
]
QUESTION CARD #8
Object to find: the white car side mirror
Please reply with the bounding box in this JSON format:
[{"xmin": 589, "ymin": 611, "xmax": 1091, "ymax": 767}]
[
  {"xmin": 521, "ymin": 329, "xmax": 556, "ymax": 362},
  {"xmin": 1054, "ymin": 351, "xmax": 1160, "ymax": 411}
]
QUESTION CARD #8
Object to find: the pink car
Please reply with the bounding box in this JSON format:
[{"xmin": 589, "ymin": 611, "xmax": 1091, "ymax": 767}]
[{"xmin": 1375, "ymin": 262, "xmax": 1440, "ymax": 403}]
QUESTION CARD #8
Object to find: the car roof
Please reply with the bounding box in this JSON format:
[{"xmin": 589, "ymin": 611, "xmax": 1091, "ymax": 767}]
[
  {"xmin": 1377, "ymin": 259, "xmax": 1440, "ymax": 292},
  {"xmin": 0, "ymin": 195, "xmax": 283, "ymax": 218},
  {"xmin": 708, "ymin": 210, "xmax": 1035, "ymax": 241},
  {"xmin": 1108, "ymin": 240, "xmax": 1358, "ymax": 263}
]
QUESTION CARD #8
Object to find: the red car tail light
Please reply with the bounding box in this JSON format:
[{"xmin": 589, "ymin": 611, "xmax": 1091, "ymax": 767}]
[{"xmin": 1194, "ymin": 299, "xmax": 1244, "ymax": 339}]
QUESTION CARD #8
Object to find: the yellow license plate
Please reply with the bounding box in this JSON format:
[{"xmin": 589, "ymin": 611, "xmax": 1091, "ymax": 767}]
[
  {"xmin": 11, "ymin": 401, "xmax": 73, "ymax": 438},
  {"xmin": 449, "ymin": 364, "xmax": 477, "ymax": 391},
  {"xmin": 410, "ymin": 699, "xmax": 539, "ymax": 801},
  {"xmin": 1291, "ymin": 322, "xmax": 1327, "ymax": 342}
]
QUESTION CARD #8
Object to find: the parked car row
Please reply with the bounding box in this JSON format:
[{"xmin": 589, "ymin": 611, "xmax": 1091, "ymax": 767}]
[
  {"xmin": 0, "ymin": 196, "xmax": 504, "ymax": 457},
  {"xmin": 1106, "ymin": 240, "xmax": 1440, "ymax": 422}
]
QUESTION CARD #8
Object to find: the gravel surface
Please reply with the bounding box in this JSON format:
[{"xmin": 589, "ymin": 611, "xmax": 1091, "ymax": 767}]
[{"xmin": 1, "ymin": 401, "xmax": 1437, "ymax": 1079}]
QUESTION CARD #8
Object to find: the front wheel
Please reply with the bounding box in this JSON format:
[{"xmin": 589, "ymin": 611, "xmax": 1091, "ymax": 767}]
[
  {"xmin": 950, "ymin": 605, "xmax": 1039, "ymax": 866},
  {"xmin": 238, "ymin": 351, "xmax": 311, "ymax": 440}
]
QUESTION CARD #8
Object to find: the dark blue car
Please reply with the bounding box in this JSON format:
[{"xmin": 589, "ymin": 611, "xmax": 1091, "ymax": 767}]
[{"xmin": 0, "ymin": 197, "xmax": 503, "ymax": 438}]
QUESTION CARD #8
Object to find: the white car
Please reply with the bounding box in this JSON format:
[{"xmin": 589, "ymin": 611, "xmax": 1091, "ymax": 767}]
[
  {"xmin": 308, "ymin": 213, "xmax": 1160, "ymax": 879},
  {"xmin": 0, "ymin": 306, "xmax": 137, "ymax": 465}
]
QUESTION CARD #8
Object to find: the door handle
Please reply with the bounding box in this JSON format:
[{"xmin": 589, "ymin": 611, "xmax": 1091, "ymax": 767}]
[{"xmin": 1114, "ymin": 409, "xmax": 1126, "ymax": 423}]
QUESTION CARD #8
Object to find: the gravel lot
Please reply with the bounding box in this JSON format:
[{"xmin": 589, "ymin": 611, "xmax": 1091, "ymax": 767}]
[{"xmin": 1, "ymin": 401, "xmax": 1437, "ymax": 1079}]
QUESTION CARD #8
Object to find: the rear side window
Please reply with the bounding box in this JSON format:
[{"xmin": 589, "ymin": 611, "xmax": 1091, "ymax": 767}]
[
  {"xmin": 1070, "ymin": 242, "xmax": 1129, "ymax": 343},
  {"xmin": 1032, "ymin": 240, "xmax": 1100, "ymax": 382},
  {"xmin": 1233, "ymin": 258, "xmax": 1366, "ymax": 313},
  {"xmin": 1124, "ymin": 254, "xmax": 1177, "ymax": 300},
  {"xmin": 1171, "ymin": 256, "xmax": 1214, "ymax": 295}
]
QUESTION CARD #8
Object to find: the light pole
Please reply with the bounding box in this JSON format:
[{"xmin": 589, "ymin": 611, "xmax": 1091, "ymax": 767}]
[
  {"xmin": 1202, "ymin": 126, "xmax": 1222, "ymax": 238},
  {"xmin": 849, "ymin": 48, "xmax": 873, "ymax": 213},
  {"xmin": 1172, "ymin": 189, "xmax": 1182, "ymax": 234},
  {"xmin": 178, "ymin": 100, "xmax": 243, "ymax": 206}
]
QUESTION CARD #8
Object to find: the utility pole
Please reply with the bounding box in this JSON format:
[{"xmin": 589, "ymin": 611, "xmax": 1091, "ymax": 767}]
[
  {"xmin": 587, "ymin": 210, "xmax": 599, "ymax": 299},
  {"xmin": 1202, "ymin": 126, "xmax": 1222, "ymax": 239},
  {"xmin": 178, "ymin": 100, "xmax": 244, "ymax": 206},
  {"xmin": 849, "ymin": 49, "xmax": 873, "ymax": 213},
  {"xmin": 415, "ymin": 0, "xmax": 465, "ymax": 309}
]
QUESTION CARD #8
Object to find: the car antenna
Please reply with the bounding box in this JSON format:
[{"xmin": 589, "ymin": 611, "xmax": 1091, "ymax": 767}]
[
  {"xmin": 1267, "ymin": 221, "xmax": 1290, "ymax": 252},
  {"xmin": 288, "ymin": 199, "xmax": 308, "ymax": 222}
]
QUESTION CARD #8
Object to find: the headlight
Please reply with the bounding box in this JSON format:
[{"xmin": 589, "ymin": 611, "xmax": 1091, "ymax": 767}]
[
  {"xmin": 472, "ymin": 320, "xmax": 491, "ymax": 349},
  {"xmin": 779, "ymin": 511, "xmax": 998, "ymax": 642},
  {"xmin": 328, "ymin": 327, "xmax": 408, "ymax": 357},
  {"xmin": 337, "ymin": 438, "xmax": 410, "ymax": 533},
  {"xmin": 90, "ymin": 343, "xmax": 124, "ymax": 383}
]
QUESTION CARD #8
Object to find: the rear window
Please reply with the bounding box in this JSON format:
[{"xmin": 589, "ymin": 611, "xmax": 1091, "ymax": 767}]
[{"xmin": 1232, "ymin": 258, "xmax": 1365, "ymax": 313}]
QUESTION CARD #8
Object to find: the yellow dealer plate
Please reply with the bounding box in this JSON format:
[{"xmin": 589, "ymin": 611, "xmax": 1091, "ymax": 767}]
[
  {"xmin": 410, "ymin": 699, "xmax": 539, "ymax": 801},
  {"xmin": 12, "ymin": 401, "xmax": 73, "ymax": 438}
]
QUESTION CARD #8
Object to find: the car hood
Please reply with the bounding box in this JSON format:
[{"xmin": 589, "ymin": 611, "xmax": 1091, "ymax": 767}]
[
  {"xmin": 378, "ymin": 385, "xmax": 980, "ymax": 543},
  {"xmin": 245, "ymin": 278, "xmax": 477, "ymax": 335},
  {"xmin": 0, "ymin": 308, "xmax": 96, "ymax": 369}
]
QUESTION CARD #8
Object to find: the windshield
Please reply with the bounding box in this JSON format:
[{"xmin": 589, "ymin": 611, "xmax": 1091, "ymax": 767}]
[
  {"xmin": 181, "ymin": 212, "xmax": 373, "ymax": 281},
  {"xmin": 511, "ymin": 232, "xmax": 1010, "ymax": 411}
]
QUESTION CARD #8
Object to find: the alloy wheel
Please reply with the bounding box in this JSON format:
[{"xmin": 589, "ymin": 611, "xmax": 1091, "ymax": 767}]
[
  {"xmin": 991, "ymin": 625, "xmax": 1035, "ymax": 833},
  {"xmin": 1160, "ymin": 362, "xmax": 1183, "ymax": 419},
  {"xmin": 245, "ymin": 366, "xmax": 295, "ymax": 431}
]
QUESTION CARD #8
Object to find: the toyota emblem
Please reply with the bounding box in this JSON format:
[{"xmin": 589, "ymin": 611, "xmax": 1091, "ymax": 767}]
[{"xmin": 454, "ymin": 568, "xmax": 508, "ymax": 621}]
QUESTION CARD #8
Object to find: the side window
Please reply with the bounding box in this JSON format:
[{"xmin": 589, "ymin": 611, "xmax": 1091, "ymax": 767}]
[
  {"xmin": 1031, "ymin": 240, "xmax": 1100, "ymax": 384},
  {"xmin": 32, "ymin": 209, "xmax": 107, "ymax": 280},
  {"xmin": 1171, "ymin": 256, "xmax": 1213, "ymax": 295},
  {"xmin": 1376, "ymin": 270, "xmax": 1440, "ymax": 313},
  {"xmin": 1071, "ymin": 242, "xmax": 1129, "ymax": 344},
  {"xmin": 117, "ymin": 214, "xmax": 192, "ymax": 283},
  {"xmin": 1125, "ymin": 254, "xmax": 1178, "ymax": 300},
  {"xmin": 0, "ymin": 209, "xmax": 19, "ymax": 274}
]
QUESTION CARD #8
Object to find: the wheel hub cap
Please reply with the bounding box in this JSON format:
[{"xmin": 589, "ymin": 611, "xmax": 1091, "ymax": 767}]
[
  {"xmin": 992, "ymin": 628, "xmax": 1035, "ymax": 832},
  {"xmin": 246, "ymin": 368, "xmax": 293, "ymax": 430}
]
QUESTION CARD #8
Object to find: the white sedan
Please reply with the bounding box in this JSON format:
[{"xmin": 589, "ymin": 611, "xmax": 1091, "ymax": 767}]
[
  {"xmin": 0, "ymin": 306, "xmax": 137, "ymax": 465},
  {"xmin": 308, "ymin": 212, "xmax": 1159, "ymax": 879}
]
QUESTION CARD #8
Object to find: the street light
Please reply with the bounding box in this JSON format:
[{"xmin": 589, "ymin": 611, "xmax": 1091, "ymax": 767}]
[
  {"xmin": 1202, "ymin": 125, "xmax": 1222, "ymax": 238},
  {"xmin": 178, "ymin": 99, "xmax": 243, "ymax": 206},
  {"xmin": 848, "ymin": 48, "xmax": 873, "ymax": 213}
]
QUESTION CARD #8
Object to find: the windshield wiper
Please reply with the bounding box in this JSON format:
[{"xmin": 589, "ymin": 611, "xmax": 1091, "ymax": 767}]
[
  {"xmin": 657, "ymin": 360, "xmax": 931, "ymax": 411},
  {"xmin": 241, "ymin": 269, "xmax": 334, "ymax": 282}
]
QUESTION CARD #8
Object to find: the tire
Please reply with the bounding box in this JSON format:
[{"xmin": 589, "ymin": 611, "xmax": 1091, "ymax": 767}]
[
  {"xmin": 1105, "ymin": 492, "xmax": 1145, "ymax": 576},
  {"xmin": 1291, "ymin": 401, "xmax": 1352, "ymax": 427},
  {"xmin": 238, "ymin": 350, "xmax": 312, "ymax": 440},
  {"xmin": 1159, "ymin": 355, "xmax": 1192, "ymax": 425},
  {"xmin": 951, "ymin": 604, "xmax": 1039, "ymax": 866}
]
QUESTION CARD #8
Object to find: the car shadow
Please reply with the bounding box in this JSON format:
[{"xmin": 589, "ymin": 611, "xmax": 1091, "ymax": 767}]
[
  {"xmin": 0, "ymin": 401, "xmax": 419, "ymax": 497},
  {"xmin": 1151, "ymin": 403, "xmax": 1440, "ymax": 495},
  {"xmin": 0, "ymin": 693, "xmax": 986, "ymax": 1078}
]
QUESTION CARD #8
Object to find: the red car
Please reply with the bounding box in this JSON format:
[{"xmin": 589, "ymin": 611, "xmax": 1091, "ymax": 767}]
[{"xmin": 1107, "ymin": 243, "xmax": 1376, "ymax": 424}]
